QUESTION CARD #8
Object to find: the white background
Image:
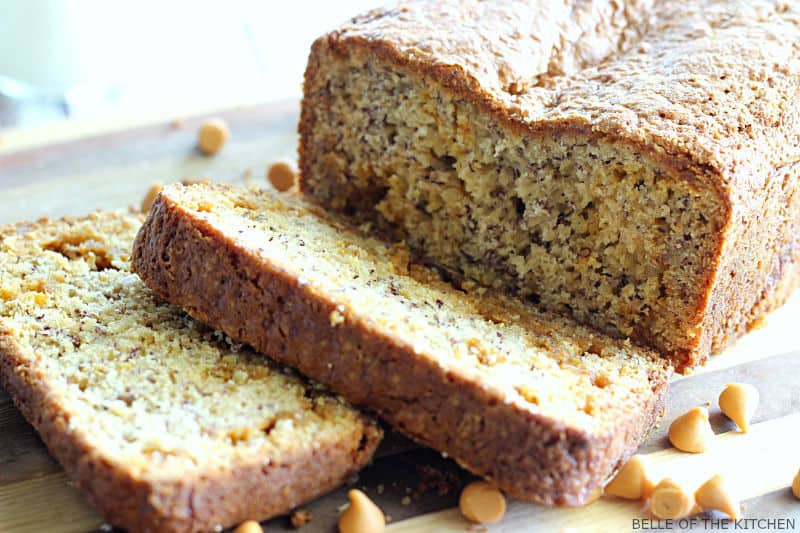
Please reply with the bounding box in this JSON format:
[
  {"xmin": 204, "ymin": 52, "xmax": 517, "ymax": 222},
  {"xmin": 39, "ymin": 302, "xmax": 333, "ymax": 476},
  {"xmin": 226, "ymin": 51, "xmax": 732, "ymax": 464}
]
[{"xmin": 0, "ymin": 0, "xmax": 383, "ymax": 126}]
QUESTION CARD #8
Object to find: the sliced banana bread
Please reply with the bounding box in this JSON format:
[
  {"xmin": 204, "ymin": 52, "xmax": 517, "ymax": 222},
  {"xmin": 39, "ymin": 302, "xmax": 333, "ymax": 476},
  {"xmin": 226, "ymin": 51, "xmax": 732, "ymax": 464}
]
[
  {"xmin": 299, "ymin": 0, "xmax": 800, "ymax": 370},
  {"xmin": 0, "ymin": 212, "xmax": 382, "ymax": 533},
  {"xmin": 133, "ymin": 183, "xmax": 669, "ymax": 506}
]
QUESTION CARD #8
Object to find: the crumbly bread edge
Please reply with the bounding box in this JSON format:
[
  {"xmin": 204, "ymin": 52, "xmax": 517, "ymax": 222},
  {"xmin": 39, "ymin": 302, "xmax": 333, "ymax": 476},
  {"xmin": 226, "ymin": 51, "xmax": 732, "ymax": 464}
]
[
  {"xmin": 0, "ymin": 214, "xmax": 383, "ymax": 533},
  {"xmin": 132, "ymin": 191, "xmax": 669, "ymax": 506}
]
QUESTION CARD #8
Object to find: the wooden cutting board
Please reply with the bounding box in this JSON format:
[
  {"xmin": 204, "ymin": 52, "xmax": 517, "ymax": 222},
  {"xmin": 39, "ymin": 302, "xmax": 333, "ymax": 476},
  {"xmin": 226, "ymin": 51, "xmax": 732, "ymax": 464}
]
[{"xmin": 1, "ymin": 101, "xmax": 799, "ymax": 533}]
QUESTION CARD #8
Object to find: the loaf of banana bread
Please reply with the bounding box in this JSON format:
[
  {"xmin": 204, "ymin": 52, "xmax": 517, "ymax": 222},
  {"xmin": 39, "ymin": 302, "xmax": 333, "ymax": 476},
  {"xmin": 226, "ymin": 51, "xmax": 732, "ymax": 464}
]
[
  {"xmin": 133, "ymin": 183, "xmax": 669, "ymax": 506},
  {"xmin": 0, "ymin": 213, "xmax": 381, "ymax": 533},
  {"xmin": 299, "ymin": 0, "xmax": 800, "ymax": 370}
]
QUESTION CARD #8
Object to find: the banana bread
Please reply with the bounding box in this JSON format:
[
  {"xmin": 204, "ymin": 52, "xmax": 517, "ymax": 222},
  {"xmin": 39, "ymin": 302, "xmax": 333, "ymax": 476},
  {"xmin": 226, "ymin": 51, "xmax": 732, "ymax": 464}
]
[
  {"xmin": 299, "ymin": 0, "xmax": 800, "ymax": 370},
  {"xmin": 0, "ymin": 212, "xmax": 382, "ymax": 533},
  {"xmin": 132, "ymin": 183, "xmax": 669, "ymax": 506}
]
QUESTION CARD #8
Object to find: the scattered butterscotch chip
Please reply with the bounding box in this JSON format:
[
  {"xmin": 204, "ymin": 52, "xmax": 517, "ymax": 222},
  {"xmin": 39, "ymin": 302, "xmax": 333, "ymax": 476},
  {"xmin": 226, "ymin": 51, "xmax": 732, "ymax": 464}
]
[
  {"xmin": 197, "ymin": 118, "xmax": 229, "ymax": 155},
  {"xmin": 268, "ymin": 160, "xmax": 298, "ymax": 191},
  {"xmin": 719, "ymin": 383, "xmax": 759, "ymax": 432},
  {"xmin": 695, "ymin": 474, "xmax": 740, "ymax": 520},
  {"xmin": 290, "ymin": 509, "xmax": 312, "ymax": 529},
  {"xmin": 459, "ymin": 481, "xmax": 506, "ymax": 525},
  {"xmin": 668, "ymin": 407, "xmax": 714, "ymax": 453},
  {"xmin": 233, "ymin": 520, "xmax": 262, "ymax": 533},
  {"xmin": 650, "ymin": 478, "xmax": 695, "ymax": 519},
  {"xmin": 604, "ymin": 454, "xmax": 654, "ymax": 500},
  {"xmin": 339, "ymin": 489, "xmax": 385, "ymax": 533},
  {"xmin": 792, "ymin": 469, "xmax": 800, "ymax": 499},
  {"xmin": 141, "ymin": 182, "xmax": 164, "ymax": 213}
]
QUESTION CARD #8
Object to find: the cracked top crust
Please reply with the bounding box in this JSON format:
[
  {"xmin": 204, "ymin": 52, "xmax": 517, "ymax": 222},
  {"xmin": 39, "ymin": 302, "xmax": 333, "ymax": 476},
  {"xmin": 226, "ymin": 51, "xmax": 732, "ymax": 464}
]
[{"xmin": 328, "ymin": 0, "xmax": 800, "ymax": 192}]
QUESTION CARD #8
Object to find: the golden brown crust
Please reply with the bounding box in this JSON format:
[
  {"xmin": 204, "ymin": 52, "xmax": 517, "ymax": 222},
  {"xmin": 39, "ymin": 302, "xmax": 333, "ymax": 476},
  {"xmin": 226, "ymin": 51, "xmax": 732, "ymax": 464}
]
[
  {"xmin": 0, "ymin": 213, "xmax": 382, "ymax": 533},
  {"xmin": 132, "ymin": 191, "xmax": 668, "ymax": 506},
  {"xmin": 298, "ymin": 0, "xmax": 800, "ymax": 370}
]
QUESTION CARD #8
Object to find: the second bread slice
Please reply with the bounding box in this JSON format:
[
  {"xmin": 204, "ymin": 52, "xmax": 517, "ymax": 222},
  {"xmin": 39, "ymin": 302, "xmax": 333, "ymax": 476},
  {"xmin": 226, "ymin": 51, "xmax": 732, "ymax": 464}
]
[{"xmin": 133, "ymin": 183, "xmax": 670, "ymax": 506}]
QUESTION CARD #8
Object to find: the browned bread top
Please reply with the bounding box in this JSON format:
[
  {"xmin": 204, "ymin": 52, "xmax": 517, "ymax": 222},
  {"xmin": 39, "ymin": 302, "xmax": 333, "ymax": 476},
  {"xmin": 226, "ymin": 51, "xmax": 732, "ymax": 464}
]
[
  {"xmin": 324, "ymin": 0, "xmax": 800, "ymax": 191},
  {"xmin": 0, "ymin": 212, "xmax": 381, "ymax": 533}
]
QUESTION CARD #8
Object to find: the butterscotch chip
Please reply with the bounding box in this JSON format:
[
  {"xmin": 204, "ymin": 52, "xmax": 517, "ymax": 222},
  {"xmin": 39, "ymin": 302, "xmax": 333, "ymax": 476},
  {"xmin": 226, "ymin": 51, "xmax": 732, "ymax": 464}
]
[
  {"xmin": 197, "ymin": 118, "xmax": 229, "ymax": 155},
  {"xmin": 604, "ymin": 454, "xmax": 654, "ymax": 500},
  {"xmin": 695, "ymin": 474, "xmax": 740, "ymax": 520},
  {"xmin": 268, "ymin": 161, "xmax": 298, "ymax": 192},
  {"xmin": 718, "ymin": 383, "xmax": 758, "ymax": 432},
  {"xmin": 668, "ymin": 407, "xmax": 714, "ymax": 453},
  {"xmin": 141, "ymin": 183, "xmax": 164, "ymax": 213},
  {"xmin": 792, "ymin": 469, "xmax": 800, "ymax": 499},
  {"xmin": 459, "ymin": 481, "xmax": 506, "ymax": 524},
  {"xmin": 650, "ymin": 478, "xmax": 695, "ymax": 519},
  {"xmin": 234, "ymin": 520, "xmax": 262, "ymax": 533},
  {"xmin": 290, "ymin": 509, "xmax": 312, "ymax": 529},
  {"xmin": 339, "ymin": 489, "xmax": 385, "ymax": 533}
]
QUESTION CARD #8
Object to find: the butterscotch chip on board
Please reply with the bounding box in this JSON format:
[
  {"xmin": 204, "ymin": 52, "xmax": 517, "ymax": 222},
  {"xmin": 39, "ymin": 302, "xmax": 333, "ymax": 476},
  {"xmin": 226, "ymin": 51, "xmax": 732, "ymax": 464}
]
[
  {"xmin": 668, "ymin": 407, "xmax": 714, "ymax": 453},
  {"xmin": 650, "ymin": 478, "xmax": 695, "ymax": 519},
  {"xmin": 792, "ymin": 469, "xmax": 800, "ymax": 499},
  {"xmin": 141, "ymin": 182, "xmax": 164, "ymax": 213},
  {"xmin": 268, "ymin": 161, "xmax": 298, "ymax": 192},
  {"xmin": 718, "ymin": 383, "xmax": 759, "ymax": 432},
  {"xmin": 234, "ymin": 520, "xmax": 262, "ymax": 533},
  {"xmin": 694, "ymin": 474, "xmax": 740, "ymax": 520},
  {"xmin": 604, "ymin": 454, "xmax": 654, "ymax": 500},
  {"xmin": 459, "ymin": 481, "xmax": 506, "ymax": 524},
  {"xmin": 197, "ymin": 118, "xmax": 229, "ymax": 155},
  {"xmin": 339, "ymin": 489, "xmax": 385, "ymax": 533}
]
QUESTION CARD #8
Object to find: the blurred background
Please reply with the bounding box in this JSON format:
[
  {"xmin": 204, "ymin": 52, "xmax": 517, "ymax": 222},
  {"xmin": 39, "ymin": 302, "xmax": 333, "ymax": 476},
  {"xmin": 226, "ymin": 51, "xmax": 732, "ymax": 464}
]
[{"xmin": 0, "ymin": 0, "xmax": 381, "ymax": 129}]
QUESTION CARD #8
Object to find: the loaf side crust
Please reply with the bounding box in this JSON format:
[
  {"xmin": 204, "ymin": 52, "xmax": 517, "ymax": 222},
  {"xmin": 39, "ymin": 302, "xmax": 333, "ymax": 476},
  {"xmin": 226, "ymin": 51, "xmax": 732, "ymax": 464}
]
[
  {"xmin": 298, "ymin": 1, "xmax": 800, "ymax": 369},
  {"xmin": 0, "ymin": 214, "xmax": 382, "ymax": 533},
  {"xmin": 133, "ymin": 191, "xmax": 669, "ymax": 506}
]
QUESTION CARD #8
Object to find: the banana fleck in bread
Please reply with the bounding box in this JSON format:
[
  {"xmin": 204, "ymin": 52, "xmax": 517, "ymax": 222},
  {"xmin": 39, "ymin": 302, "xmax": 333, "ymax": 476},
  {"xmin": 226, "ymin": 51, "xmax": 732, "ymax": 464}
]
[
  {"xmin": 133, "ymin": 183, "xmax": 669, "ymax": 506},
  {"xmin": 299, "ymin": 0, "xmax": 800, "ymax": 370},
  {"xmin": 0, "ymin": 212, "xmax": 381, "ymax": 533}
]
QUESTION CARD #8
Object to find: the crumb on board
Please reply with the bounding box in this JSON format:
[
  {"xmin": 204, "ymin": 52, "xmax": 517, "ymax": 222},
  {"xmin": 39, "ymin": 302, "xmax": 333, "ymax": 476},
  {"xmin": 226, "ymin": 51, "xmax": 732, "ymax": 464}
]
[{"xmin": 289, "ymin": 509, "xmax": 312, "ymax": 529}]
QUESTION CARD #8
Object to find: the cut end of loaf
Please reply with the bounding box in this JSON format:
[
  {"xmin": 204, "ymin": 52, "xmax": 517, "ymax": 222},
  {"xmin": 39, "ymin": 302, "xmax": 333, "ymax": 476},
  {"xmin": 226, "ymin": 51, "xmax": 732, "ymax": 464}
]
[
  {"xmin": 132, "ymin": 182, "xmax": 670, "ymax": 506},
  {"xmin": 300, "ymin": 39, "xmax": 730, "ymax": 370},
  {"xmin": 0, "ymin": 212, "xmax": 381, "ymax": 532}
]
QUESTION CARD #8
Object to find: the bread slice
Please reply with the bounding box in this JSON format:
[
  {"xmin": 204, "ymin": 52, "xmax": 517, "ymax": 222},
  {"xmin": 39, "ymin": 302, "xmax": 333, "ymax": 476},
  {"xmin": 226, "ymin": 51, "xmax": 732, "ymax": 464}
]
[
  {"xmin": 133, "ymin": 183, "xmax": 669, "ymax": 506},
  {"xmin": 298, "ymin": 0, "xmax": 800, "ymax": 370},
  {"xmin": 0, "ymin": 212, "xmax": 382, "ymax": 533}
]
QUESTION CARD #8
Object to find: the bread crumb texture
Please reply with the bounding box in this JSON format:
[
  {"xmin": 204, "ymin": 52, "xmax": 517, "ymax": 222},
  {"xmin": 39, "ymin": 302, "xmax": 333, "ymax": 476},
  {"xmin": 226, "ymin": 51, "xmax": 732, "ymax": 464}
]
[
  {"xmin": 162, "ymin": 183, "xmax": 668, "ymax": 431},
  {"xmin": 0, "ymin": 212, "xmax": 374, "ymax": 482},
  {"xmin": 300, "ymin": 0, "xmax": 800, "ymax": 369}
]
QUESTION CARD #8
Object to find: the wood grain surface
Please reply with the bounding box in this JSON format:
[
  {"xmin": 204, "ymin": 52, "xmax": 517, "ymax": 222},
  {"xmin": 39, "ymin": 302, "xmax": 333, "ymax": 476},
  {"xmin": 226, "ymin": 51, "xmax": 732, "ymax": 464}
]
[{"xmin": 1, "ymin": 101, "xmax": 798, "ymax": 533}]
